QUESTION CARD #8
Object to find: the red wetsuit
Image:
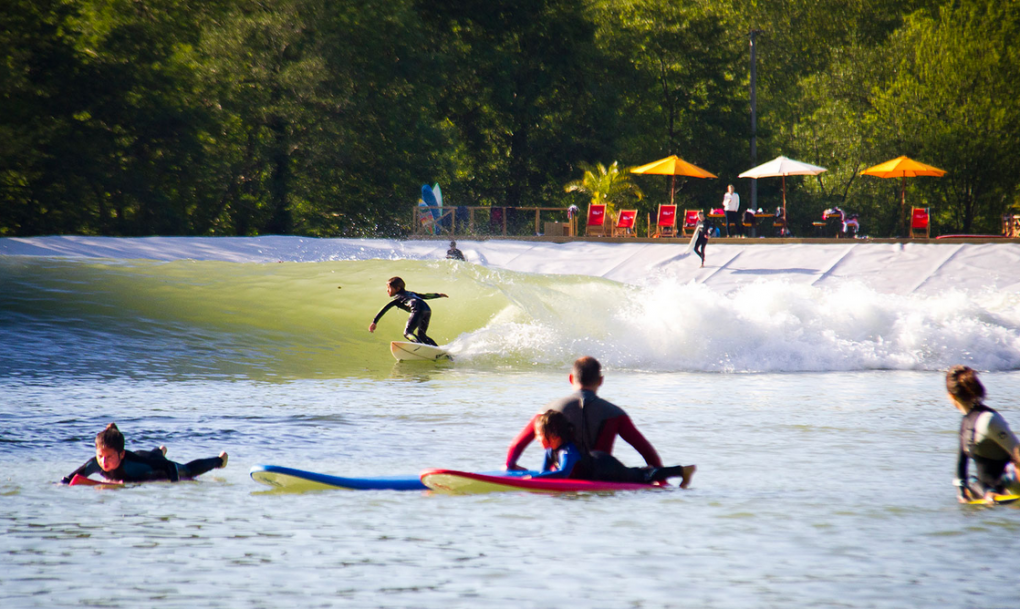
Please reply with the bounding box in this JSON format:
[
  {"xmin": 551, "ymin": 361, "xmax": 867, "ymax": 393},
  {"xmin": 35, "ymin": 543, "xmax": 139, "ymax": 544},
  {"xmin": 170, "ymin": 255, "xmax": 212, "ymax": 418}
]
[{"xmin": 505, "ymin": 389, "xmax": 662, "ymax": 469}]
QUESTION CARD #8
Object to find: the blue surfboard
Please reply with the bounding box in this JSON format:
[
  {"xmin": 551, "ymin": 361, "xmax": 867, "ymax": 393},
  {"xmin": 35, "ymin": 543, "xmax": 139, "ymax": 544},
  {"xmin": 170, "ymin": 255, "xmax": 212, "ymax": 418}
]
[
  {"xmin": 421, "ymin": 184, "xmax": 441, "ymax": 222},
  {"xmin": 249, "ymin": 464, "xmax": 531, "ymax": 492}
]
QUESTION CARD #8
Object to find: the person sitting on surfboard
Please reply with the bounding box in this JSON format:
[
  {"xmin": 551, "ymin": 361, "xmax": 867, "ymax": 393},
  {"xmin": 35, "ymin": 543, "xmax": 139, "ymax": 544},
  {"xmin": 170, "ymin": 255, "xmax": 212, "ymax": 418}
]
[
  {"xmin": 505, "ymin": 356, "xmax": 668, "ymax": 472},
  {"xmin": 369, "ymin": 276, "xmax": 448, "ymax": 347},
  {"xmin": 61, "ymin": 423, "xmax": 227, "ymax": 484},
  {"xmin": 532, "ymin": 410, "xmax": 695, "ymax": 487},
  {"xmin": 946, "ymin": 366, "xmax": 1020, "ymax": 503}
]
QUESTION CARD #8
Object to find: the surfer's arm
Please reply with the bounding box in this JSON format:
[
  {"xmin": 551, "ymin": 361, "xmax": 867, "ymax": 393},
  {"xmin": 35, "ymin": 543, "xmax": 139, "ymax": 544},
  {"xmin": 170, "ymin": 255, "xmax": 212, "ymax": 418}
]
[
  {"xmin": 986, "ymin": 413, "xmax": 1020, "ymax": 469},
  {"xmin": 419, "ymin": 293, "xmax": 448, "ymax": 300},
  {"xmin": 954, "ymin": 449, "xmax": 971, "ymax": 501},
  {"xmin": 61, "ymin": 457, "xmax": 102, "ymax": 484},
  {"xmin": 371, "ymin": 300, "xmax": 399, "ymax": 326},
  {"xmin": 615, "ymin": 416, "xmax": 663, "ymax": 468},
  {"xmin": 505, "ymin": 414, "xmax": 540, "ymax": 470},
  {"xmin": 532, "ymin": 447, "xmax": 578, "ymax": 479}
]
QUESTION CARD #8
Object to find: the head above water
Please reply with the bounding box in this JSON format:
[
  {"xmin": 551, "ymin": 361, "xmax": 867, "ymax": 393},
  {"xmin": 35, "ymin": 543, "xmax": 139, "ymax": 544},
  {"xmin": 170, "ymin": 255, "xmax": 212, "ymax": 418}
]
[
  {"xmin": 449, "ymin": 241, "xmax": 457, "ymax": 248},
  {"xmin": 95, "ymin": 423, "xmax": 125, "ymax": 472},
  {"xmin": 569, "ymin": 356, "xmax": 603, "ymax": 391},
  {"xmin": 946, "ymin": 365, "xmax": 985, "ymax": 411},
  {"xmin": 535, "ymin": 409, "xmax": 575, "ymax": 449}
]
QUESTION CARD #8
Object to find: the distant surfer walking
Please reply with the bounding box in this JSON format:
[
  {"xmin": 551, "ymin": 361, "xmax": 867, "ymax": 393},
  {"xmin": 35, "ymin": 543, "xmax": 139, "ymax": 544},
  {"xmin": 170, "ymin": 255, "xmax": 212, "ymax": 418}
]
[
  {"xmin": 946, "ymin": 366, "xmax": 1020, "ymax": 503},
  {"xmin": 61, "ymin": 423, "xmax": 227, "ymax": 484},
  {"xmin": 505, "ymin": 357, "xmax": 686, "ymax": 484},
  {"xmin": 369, "ymin": 276, "xmax": 448, "ymax": 347},
  {"xmin": 694, "ymin": 210, "xmax": 710, "ymax": 267}
]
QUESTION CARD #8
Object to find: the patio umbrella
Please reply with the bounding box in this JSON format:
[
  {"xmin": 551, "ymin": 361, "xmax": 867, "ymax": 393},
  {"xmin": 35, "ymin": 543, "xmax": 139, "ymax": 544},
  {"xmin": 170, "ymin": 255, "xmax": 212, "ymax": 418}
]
[
  {"xmin": 738, "ymin": 155, "xmax": 827, "ymax": 222},
  {"xmin": 631, "ymin": 155, "xmax": 717, "ymax": 205},
  {"xmin": 860, "ymin": 156, "xmax": 946, "ymax": 233}
]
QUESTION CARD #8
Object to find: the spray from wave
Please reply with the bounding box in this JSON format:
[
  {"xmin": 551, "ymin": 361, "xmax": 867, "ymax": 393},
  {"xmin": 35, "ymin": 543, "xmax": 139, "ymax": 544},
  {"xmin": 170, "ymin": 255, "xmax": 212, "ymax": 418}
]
[{"xmin": 451, "ymin": 277, "xmax": 1020, "ymax": 373}]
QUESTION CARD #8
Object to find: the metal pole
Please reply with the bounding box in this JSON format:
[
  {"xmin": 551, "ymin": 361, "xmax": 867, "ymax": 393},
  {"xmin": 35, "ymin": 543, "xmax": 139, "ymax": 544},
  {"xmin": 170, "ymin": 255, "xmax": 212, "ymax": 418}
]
[{"xmin": 749, "ymin": 30, "xmax": 762, "ymax": 212}]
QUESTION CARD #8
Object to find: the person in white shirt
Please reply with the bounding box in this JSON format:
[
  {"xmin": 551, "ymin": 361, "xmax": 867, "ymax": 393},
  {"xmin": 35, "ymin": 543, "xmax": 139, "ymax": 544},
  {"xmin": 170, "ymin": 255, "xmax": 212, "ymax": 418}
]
[{"xmin": 722, "ymin": 184, "xmax": 743, "ymax": 237}]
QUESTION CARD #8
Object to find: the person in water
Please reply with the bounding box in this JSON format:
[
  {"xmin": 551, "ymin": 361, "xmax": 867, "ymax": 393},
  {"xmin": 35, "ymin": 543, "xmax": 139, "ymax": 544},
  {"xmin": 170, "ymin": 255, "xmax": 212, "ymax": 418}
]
[
  {"xmin": 369, "ymin": 276, "xmax": 448, "ymax": 347},
  {"xmin": 505, "ymin": 356, "xmax": 670, "ymax": 473},
  {"xmin": 946, "ymin": 366, "xmax": 1020, "ymax": 503},
  {"xmin": 532, "ymin": 410, "xmax": 695, "ymax": 487},
  {"xmin": 61, "ymin": 423, "xmax": 228, "ymax": 484},
  {"xmin": 446, "ymin": 241, "xmax": 465, "ymax": 261},
  {"xmin": 694, "ymin": 210, "xmax": 710, "ymax": 268}
]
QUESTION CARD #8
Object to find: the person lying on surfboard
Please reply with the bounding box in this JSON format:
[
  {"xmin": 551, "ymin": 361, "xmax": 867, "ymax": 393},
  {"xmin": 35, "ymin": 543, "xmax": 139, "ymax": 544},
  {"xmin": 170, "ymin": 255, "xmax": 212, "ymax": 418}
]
[
  {"xmin": 533, "ymin": 410, "xmax": 695, "ymax": 487},
  {"xmin": 505, "ymin": 356, "xmax": 670, "ymax": 473},
  {"xmin": 946, "ymin": 366, "xmax": 1020, "ymax": 503},
  {"xmin": 369, "ymin": 276, "xmax": 448, "ymax": 347},
  {"xmin": 61, "ymin": 423, "xmax": 228, "ymax": 484}
]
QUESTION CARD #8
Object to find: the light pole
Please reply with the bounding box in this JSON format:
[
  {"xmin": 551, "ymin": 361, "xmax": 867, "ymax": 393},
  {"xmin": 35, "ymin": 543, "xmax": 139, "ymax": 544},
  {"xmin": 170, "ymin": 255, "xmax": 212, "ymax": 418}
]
[{"xmin": 749, "ymin": 29, "xmax": 763, "ymax": 211}]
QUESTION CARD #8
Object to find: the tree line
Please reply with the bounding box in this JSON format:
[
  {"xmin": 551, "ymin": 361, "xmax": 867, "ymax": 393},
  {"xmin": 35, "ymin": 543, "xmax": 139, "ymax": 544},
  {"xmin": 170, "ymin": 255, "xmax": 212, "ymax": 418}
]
[{"xmin": 2, "ymin": 0, "xmax": 1017, "ymax": 238}]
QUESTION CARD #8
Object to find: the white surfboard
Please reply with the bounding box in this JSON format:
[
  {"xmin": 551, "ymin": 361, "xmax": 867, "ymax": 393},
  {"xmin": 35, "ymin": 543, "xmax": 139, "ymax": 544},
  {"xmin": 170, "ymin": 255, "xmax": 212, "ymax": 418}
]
[
  {"xmin": 390, "ymin": 341, "xmax": 450, "ymax": 361},
  {"xmin": 683, "ymin": 224, "xmax": 701, "ymax": 254}
]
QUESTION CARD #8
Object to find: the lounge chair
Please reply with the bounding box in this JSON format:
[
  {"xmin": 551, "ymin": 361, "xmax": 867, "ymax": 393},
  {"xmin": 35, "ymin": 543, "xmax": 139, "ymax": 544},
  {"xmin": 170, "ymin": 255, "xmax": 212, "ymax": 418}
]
[
  {"xmin": 652, "ymin": 204, "xmax": 678, "ymax": 238},
  {"xmin": 613, "ymin": 209, "xmax": 638, "ymax": 238},
  {"xmin": 910, "ymin": 207, "xmax": 930, "ymax": 239},
  {"xmin": 681, "ymin": 210, "xmax": 700, "ymax": 236},
  {"xmin": 585, "ymin": 204, "xmax": 609, "ymax": 237}
]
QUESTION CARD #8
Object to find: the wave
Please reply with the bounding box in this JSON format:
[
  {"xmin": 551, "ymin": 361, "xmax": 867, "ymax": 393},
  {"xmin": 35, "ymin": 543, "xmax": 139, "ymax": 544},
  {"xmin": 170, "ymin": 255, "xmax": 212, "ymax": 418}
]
[{"xmin": 2, "ymin": 254, "xmax": 1019, "ymax": 378}]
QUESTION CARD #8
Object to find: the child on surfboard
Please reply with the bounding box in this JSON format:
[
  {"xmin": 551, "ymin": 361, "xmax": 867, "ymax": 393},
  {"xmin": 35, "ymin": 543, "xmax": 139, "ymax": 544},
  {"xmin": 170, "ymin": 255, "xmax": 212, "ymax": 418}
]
[
  {"xmin": 369, "ymin": 276, "xmax": 448, "ymax": 347},
  {"xmin": 61, "ymin": 423, "xmax": 228, "ymax": 484},
  {"xmin": 532, "ymin": 410, "xmax": 695, "ymax": 487}
]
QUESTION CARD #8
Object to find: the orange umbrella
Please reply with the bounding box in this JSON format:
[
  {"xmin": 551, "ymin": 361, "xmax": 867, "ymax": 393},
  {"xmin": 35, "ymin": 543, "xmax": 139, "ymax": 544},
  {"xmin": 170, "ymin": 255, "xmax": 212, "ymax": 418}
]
[
  {"xmin": 631, "ymin": 155, "xmax": 717, "ymax": 205},
  {"xmin": 861, "ymin": 156, "xmax": 946, "ymax": 233}
]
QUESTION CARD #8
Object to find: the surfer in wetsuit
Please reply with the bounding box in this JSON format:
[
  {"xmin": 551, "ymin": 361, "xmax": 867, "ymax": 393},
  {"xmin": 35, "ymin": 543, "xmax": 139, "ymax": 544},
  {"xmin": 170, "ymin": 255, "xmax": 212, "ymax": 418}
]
[
  {"xmin": 694, "ymin": 211, "xmax": 710, "ymax": 268},
  {"xmin": 531, "ymin": 410, "xmax": 695, "ymax": 486},
  {"xmin": 505, "ymin": 357, "xmax": 690, "ymax": 486},
  {"xmin": 369, "ymin": 276, "xmax": 448, "ymax": 347},
  {"xmin": 61, "ymin": 423, "xmax": 228, "ymax": 484},
  {"xmin": 946, "ymin": 366, "xmax": 1020, "ymax": 503},
  {"xmin": 446, "ymin": 241, "xmax": 465, "ymax": 261}
]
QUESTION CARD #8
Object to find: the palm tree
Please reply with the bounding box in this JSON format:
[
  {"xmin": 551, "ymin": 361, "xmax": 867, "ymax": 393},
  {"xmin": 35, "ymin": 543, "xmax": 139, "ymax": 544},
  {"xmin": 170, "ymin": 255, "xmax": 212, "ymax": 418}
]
[{"xmin": 564, "ymin": 161, "xmax": 644, "ymax": 219}]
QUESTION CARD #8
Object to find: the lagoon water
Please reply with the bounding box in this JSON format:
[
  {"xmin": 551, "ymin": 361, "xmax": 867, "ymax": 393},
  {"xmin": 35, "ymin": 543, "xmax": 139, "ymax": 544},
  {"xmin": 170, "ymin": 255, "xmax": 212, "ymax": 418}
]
[{"xmin": 3, "ymin": 237, "xmax": 1020, "ymax": 607}]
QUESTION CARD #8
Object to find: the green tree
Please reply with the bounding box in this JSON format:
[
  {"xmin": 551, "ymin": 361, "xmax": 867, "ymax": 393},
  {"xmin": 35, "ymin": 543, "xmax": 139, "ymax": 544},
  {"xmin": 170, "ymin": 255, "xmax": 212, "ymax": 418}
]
[{"xmin": 563, "ymin": 161, "xmax": 643, "ymax": 218}]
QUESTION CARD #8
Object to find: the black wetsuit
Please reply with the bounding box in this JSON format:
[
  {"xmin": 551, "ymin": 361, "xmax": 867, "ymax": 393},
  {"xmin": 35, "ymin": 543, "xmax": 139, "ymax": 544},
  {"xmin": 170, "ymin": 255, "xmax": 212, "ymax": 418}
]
[
  {"xmin": 957, "ymin": 404, "xmax": 1019, "ymax": 499},
  {"xmin": 373, "ymin": 290, "xmax": 444, "ymax": 346},
  {"xmin": 694, "ymin": 221, "xmax": 709, "ymax": 263},
  {"xmin": 61, "ymin": 448, "xmax": 224, "ymax": 484},
  {"xmin": 446, "ymin": 248, "xmax": 465, "ymax": 261}
]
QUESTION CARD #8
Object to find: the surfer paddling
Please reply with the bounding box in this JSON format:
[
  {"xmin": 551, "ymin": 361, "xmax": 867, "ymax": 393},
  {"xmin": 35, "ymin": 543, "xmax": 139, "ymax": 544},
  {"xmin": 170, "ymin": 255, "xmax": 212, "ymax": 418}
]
[
  {"xmin": 532, "ymin": 410, "xmax": 695, "ymax": 486},
  {"xmin": 61, "ymin": 423, "xmax": 227, "ymax": 484},
  {"xmin": 946, "ymin": 366, "xmax": 1020, "ymax": 503},
  {"xmin": 369, "ymin": 276, "xmax": 448, "ymax": 347},
  {"xmin": 505, "ymin": 356, "xmax": 693, "ymax": 486}
]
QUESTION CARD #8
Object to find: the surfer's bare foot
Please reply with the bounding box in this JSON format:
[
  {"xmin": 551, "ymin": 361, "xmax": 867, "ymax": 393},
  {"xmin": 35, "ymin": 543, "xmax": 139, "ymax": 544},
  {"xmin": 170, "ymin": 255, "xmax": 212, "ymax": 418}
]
[
  {"xmin": 159, "ymin": 445, "xmax": 167, "ymax": 456},
  {"xmin": 218, "ymin": 452, "xmax": 228, "ymax": 468},
  {"xmin": 679, "ymin": 465, "xmax": 696, "ymax": 489}
]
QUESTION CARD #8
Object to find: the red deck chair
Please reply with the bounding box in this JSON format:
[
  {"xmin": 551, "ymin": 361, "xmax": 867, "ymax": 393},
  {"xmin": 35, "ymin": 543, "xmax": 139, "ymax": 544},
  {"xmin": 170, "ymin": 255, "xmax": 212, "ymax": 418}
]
[
  {"xmin": 585, "ymin": 203, "xmax": 608, "ymax": 236},
  {"xmin": 910, "ymin": 207, "xmax": 930, "ymax": 239},
  {"xmin": 681, "ymin": 210, "xmax": 700, "ymax": 236},
  {"xmin": 653, "ymin": 204, "xmax": 678, "ymax": 238},
  {"xmin": 612, "ymin": 209, "xmax": 637, "ymax": 238}
]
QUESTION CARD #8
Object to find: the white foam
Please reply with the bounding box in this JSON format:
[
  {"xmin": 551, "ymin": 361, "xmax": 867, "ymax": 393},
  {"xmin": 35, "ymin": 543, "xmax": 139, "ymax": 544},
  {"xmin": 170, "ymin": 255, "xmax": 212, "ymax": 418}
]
[{"xmin": 4, "ymin": 236, "xmax": 1020, "ymax": 296}]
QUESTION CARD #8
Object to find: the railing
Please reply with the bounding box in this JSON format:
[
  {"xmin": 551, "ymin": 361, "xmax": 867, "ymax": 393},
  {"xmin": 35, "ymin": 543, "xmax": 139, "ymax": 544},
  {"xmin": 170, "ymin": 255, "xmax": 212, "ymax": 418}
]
[{"xmin": 413, "ymin": 206, "xmax": 579, "ymax": 237}]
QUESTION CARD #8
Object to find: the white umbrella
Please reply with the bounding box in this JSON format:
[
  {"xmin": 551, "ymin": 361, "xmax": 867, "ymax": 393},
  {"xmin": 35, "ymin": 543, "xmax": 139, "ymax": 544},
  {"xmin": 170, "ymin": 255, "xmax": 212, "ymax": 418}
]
[{"xmin": 738, "ymin": 156, "xmax": 827, "ymax": 224}]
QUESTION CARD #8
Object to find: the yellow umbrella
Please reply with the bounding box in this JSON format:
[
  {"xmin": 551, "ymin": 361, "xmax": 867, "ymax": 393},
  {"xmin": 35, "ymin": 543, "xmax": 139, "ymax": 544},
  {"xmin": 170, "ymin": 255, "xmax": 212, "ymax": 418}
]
[
  {"xmin": 631, "ymin": 155, "xmax": 717, "ymax": 205},
  {"xmin": 861, "ymin": 156, "xmax": 946, "ymax": 233}
]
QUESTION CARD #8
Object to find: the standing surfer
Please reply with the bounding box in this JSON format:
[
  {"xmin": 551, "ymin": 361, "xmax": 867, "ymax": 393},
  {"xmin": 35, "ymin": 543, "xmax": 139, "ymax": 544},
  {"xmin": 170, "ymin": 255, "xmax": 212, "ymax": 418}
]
[
  {"xmin": 694, "ymin": 210, "xmax": 710, "ymax": 267},
  {"xmin": 946, "ymin": 366, "xmax": 1020, "ymax": 503},
  {"xmin": 369, "ymin": 276, "xmax": 448, "ymax": 347}
]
